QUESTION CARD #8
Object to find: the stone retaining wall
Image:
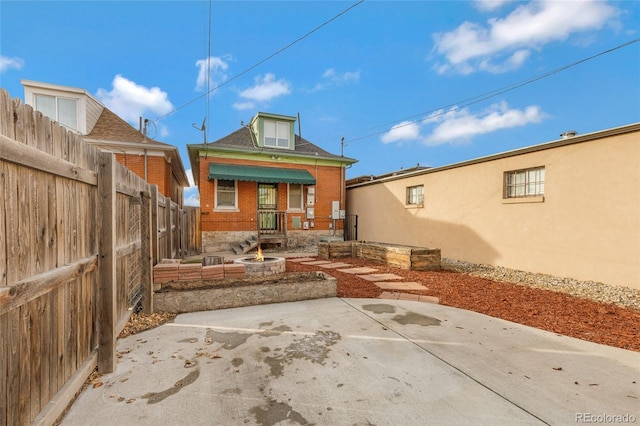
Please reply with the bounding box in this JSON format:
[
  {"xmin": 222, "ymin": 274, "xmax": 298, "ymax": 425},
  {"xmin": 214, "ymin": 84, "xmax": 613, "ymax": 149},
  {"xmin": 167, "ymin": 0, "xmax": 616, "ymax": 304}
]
[
  {"xmin": 154, "ymin": 272, "xmax": 337, "ymax": 313},
  {"xmin": 318, "ymin": 241, "xmax": 441, "ymax": 271}
]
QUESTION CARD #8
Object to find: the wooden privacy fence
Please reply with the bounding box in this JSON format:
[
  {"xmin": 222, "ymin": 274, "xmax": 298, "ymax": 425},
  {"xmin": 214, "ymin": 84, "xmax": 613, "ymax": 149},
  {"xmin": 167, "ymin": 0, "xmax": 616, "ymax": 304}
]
[{"xmin": 0, "ymin": 89, "xmax": 200, "ymax": 426}]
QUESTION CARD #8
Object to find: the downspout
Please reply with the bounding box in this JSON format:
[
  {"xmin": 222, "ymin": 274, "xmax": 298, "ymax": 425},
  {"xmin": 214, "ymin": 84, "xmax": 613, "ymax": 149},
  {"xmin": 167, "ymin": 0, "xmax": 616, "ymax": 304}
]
[{"xmin": 143, "ymin": 118, "xmax": 149, "ymax": 181}]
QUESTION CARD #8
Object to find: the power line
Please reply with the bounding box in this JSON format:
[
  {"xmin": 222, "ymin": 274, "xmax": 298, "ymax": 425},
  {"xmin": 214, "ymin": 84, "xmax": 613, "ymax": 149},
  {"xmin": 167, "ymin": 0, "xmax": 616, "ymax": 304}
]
[
  {"xmin": 152, "ymin": 0, "xmax": 365, "ymax": 124},
  {"xmin": 343, "ymin": 37, "xmax": 640, "ymax": 144}
]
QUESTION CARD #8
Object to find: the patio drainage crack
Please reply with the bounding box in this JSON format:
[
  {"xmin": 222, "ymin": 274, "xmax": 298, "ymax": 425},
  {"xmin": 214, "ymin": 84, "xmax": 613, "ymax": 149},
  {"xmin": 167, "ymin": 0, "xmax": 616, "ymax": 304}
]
[{"xmin": 338, "ymin": 297, "xmax": 551, "ymax": 425}]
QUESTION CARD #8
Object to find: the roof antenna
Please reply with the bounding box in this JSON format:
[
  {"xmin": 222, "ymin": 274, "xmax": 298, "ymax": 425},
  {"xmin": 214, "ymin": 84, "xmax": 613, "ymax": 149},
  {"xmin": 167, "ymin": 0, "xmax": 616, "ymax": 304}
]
[{"xmin": 192, "ymin": 117, "xmax": 207, "ymax": 144}]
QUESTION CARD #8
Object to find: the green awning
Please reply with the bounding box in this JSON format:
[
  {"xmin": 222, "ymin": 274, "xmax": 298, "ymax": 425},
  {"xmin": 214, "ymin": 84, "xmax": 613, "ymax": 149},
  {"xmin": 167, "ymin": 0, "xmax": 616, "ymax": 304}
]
[{"xmin": 209, "ymin": 164, "xmax": 316, "ymax": 184}]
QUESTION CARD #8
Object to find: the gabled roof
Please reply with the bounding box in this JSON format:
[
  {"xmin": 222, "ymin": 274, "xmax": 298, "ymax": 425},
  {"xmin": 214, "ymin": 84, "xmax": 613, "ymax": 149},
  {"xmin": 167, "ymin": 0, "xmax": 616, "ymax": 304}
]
[
  {"xmin": 84, "ymin": 108, "xmax": 189, "ymax": 188},
  {"xmin": 205, "ymin": 127, "xmax": 348, "ymax": 159},
  {"xmin": 86, "ymin": 107, "xmax": 171, "ymax": 146},
  {"xmin": 188, "ymin": 126, "xmax": 357, "ymax": 185}
]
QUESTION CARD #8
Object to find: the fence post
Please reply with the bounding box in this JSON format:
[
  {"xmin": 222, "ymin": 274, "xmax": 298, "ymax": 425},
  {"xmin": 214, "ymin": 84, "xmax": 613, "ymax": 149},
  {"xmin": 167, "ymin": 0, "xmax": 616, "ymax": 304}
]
[
  {"xmin": 97, "ymin": 151, "xmax": 116, "ymax": 373},
  {"xmin": 140, "ymin": 189, "xmax": 153, "ymax": 314},
  {"xmin": 150, "ymin": 185, "xmax": 159, "ymax": 266},
  {"xmin": 165, "ymin": 196, "xmax": 172, "ymax": 259}
]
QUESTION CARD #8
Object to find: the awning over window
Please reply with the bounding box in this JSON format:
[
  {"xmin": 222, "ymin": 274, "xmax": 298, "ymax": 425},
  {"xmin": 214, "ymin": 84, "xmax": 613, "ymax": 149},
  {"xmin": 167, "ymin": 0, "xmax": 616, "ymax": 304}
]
[{"xmin": 208, "ymin": 164, "xmax": 316, "ymax": 184}]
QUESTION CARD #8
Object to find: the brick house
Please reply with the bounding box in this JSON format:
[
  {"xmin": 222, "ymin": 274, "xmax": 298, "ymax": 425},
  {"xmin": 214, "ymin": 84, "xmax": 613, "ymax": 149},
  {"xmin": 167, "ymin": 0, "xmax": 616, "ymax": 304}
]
[
  {"xmin": 21, "ymin": 80, "xmax": 190, "ymax": 205},
  {"xmin": 188, "ymin": 112, "xmax": 357, "ymax": 252}
]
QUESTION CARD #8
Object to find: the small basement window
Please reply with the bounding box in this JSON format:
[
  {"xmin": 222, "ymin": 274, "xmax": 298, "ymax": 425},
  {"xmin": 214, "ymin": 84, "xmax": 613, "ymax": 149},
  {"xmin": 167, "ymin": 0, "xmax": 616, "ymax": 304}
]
[
  {"xmin": 406, "ymin": 185, "xmax": 424, "ymax": 206},
  {"xmin": 504, "ymin": 166, "xmax": 545, "ymax": 198}
]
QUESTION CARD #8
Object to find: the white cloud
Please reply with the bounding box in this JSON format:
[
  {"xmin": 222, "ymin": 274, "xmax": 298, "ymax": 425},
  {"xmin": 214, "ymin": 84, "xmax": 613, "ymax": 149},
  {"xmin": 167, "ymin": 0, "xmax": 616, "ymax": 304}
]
[
  {"xmin": 474, "ymin": 0, "xmax": 515, "ymax": 12},
  {"xmin": 184, "ymin": 187, "xmax": 200, "ymax": 207},
  {"xmin": 236, "ymin": 73, "xmax": 291, "ymax": 104},
  {"xmin": 424, "ymin": 101, "xmax": 546, "ymax": 145},
  {"xmin": 433, "ymin": 0, "xmax": 618, "ymax": 74},
  {"xmin": 479, "ymin": 49, "xmax": 531, "ymax": 73},
  {"xmin": 379, "ymin": 102, "xmax": 546, "ymax": 146},
  {"xmin": 233, "ymin": 101, "xmax": 256, "ymax": 110},
  {"xmin": 195, "ymin": 56, "xmax": 230, "ymax": 92},
  {"xmin": 96, "ymin": 75, "xmax": 174, "ymax": 123},
  {"xmin": 0, "ymin": 55, "xmax": 25, "ymax": 72},
  {"xmin": 323, "ymin": 68, "xmax": 361, "ymax": 85},
  {"xmin": 309, "ymin": 68, "xmax": 361, "ymax": 92},
  {"xmin": 381, "ymin": 121, "xmax": 421, "ymax": 144},
  {"xmin": 184, "ymin": 169, "xmax": 199, "ymax": 206},
  {"xmin": 185, "ymin": 169, "xmax": 196, "ymax": 187}
]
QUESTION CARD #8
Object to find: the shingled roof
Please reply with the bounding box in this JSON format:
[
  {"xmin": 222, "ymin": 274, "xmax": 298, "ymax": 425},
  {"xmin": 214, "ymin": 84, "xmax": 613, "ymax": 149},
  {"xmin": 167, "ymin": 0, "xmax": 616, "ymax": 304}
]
[
  {"xmin": 86, "ymin": 107, "xmax": 172, "ymax": 147},
  {"xmin": 204, "ymin": 127, "xmax": 346, "ymax": 159},
  {"xmin": 188, "ymin": 126, "xmax": 357, "ymax": 185}
]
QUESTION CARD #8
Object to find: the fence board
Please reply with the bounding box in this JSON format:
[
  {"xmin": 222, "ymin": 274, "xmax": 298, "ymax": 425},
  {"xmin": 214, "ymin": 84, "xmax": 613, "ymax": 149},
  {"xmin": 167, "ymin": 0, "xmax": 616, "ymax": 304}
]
[
  {"xmin": 18, "ymin": 303, "xmax": 31, "ymax": 424},
  {"xmin": 0, "ymin": 89, "xmax": 14, "ymax": 139},
  {"xmin": 6, "ymin": 309, "xmax": 19, "ymax": 426},
  {"xmin": 4, "ymin": 162, "xmax": 19, "ymax": 284},
  {"xmin": 0, "ymin": 311, "xmax": 7, "ymax": 426},
  {"xmin": 29, "ymin": 297, "xmax": 43, "ymax": 419},
  {"xmin": 0, "ymin": 161, "xmax": 5, "ymax": 287},
  {"xmin": 17, "ymin": 165, "xmax": 31, "ymax": 280},
  {"xmin": 97, "ymin": 151, "xmax": 116, "ymax": 374}
]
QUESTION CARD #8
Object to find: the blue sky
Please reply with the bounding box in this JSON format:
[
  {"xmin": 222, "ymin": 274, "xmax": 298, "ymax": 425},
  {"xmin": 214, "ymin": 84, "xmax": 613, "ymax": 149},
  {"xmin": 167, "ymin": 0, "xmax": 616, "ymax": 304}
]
[{"xmin": 1, "ymin": 0, "xmax": 639, "ymax": 206}]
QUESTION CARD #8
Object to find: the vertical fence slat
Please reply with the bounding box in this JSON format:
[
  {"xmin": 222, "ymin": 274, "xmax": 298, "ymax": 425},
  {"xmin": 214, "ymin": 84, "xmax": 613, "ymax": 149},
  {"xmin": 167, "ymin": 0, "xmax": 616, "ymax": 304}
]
[
  {"xmin": 4, "ymin": 163, "xmax": 19, "ymax": 284},
  {"xmin": 0, "ymin": 311, "xmax": 7, "ymax": 426},
  {"xmin": 0, "ymin": 88, "xmax": 14, "ymax": 139},
  {"xmin": 6, "ymin": 308, "xmax": 19, "ymax": 426},
  {"xmin": 18, "ymin": 303, "xmax": 31, "ymax": 424},
  {"xmin": 97, "ymin": 151, "xmax": 117, "ymax": 373},
  {"xmin": 150, "ymin": 185, "xmax": 159, "ymax": 265},
  {"xmin": 141, "ymin": 190, "xmax": 153, "ymax": 314},
  {"xmin": 29, "ymin": 297, "xmax": 42, "ymax": 419},
  {"xmin": 0, "ymin": 160, "xmax": 6, "ymax": 287},
  {"xmin": 165, "ymin": 196, "xmax": 172, "ymax": 260}
]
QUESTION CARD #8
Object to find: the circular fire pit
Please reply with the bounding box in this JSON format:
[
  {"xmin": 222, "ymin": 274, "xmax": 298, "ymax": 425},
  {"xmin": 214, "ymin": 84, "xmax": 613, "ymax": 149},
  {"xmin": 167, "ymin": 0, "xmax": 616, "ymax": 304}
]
[{"xmin": 233, "ymin": 256, "xmax": 286, "ymax": 277}]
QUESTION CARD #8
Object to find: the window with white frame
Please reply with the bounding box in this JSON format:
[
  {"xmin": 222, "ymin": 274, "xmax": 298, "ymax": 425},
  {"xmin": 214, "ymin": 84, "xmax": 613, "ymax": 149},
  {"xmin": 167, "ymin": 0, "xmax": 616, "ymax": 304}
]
[
  {"xmin": 264, "ymin": 120, "xmax": 290, "ymax": 148},
  {"xmin": 215, "ymin": 179, "xmax": 237, "ymax": 209},
  {"xmin": 288, "ymin": 183, "xmax": 303, "ymax": 210},
  {"xmin": 406, "ymin": 185, "xmax": 424, "ymax": 206},
  {"xmin": 504, "ymin": 166, "xmax": 545, "ymax": 198},
  {"xmin": 34, "ymin": 94, "xmax": 78, "ymax": 131}
]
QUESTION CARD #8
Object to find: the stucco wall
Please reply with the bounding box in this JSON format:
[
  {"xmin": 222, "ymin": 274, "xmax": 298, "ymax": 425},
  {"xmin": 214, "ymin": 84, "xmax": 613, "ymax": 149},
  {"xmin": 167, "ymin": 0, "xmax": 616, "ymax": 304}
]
[{"xmin": 346, "ymin": 128, "xmax": 639, "ymax": 289}]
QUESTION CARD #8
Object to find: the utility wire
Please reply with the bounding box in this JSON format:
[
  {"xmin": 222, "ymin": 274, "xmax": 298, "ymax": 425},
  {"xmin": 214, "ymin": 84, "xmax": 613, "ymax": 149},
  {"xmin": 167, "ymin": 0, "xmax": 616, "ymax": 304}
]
[
  {"xmin": 342, "ymin": 37, "xmax": 640, "ymax": 144},
  {"xmin": 152, "ymin": 0, "xmax": 365, "ymax": 124}
]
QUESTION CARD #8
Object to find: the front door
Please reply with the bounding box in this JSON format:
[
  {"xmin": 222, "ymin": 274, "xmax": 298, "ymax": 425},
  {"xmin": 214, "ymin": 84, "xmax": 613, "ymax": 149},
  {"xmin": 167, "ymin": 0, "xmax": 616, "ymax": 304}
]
[{"xmin": 258, "ymin": 183, "xmax": 278, "ymax": 231}]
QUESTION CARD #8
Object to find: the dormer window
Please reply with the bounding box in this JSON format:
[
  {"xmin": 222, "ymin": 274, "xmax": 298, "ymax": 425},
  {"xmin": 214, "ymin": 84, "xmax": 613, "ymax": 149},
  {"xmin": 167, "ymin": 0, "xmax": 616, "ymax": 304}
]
[
  {"xmin": 34, "ymin": 94, "xmax": 78, "ymax": 132},
  {"xmin": 264, "ymin": 120, "xmax": 290, "ymax": 148}
]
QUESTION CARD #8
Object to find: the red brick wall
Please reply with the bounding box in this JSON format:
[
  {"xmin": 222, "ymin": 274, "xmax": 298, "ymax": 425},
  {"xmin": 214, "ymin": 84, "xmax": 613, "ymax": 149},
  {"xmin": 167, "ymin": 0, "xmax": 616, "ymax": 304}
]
[
  {"xmin": 199, "ymin": 157, "xmax": 345, "ymax": 232},
  {"xmin": 114, "ymin": 153, "xmax": 176, "ymax": 201}
]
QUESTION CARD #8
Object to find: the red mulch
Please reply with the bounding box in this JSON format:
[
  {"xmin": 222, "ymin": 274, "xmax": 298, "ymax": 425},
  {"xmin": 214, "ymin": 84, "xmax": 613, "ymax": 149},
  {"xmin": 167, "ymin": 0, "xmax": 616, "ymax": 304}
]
[{"xmin": 286, "ymin": 257, "xmax": 640, "ymax": 352}]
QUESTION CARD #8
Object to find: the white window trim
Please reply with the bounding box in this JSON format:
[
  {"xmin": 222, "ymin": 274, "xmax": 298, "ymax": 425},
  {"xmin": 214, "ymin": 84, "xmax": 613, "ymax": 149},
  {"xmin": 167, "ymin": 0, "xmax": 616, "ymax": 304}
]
[
  {"xmin": 406, "ymin": 184, "xmax": 424, "ymax": 208},
  {"xmin": 214, "ymin": 179, "xmax": 239, "ymax": 212},
  {"xmin": 264, "ymin": 119, "xmax": 291, "ymax": 149},
  {"xmin": 504, "ymin": 166, "xmax": 545, "ymax": 200},
  {"xmin": 24, "ymin": 84, "xmax": 88, "ymax": 133},
  {"xmin": 287, "ymin": 183, "xmax": 304, "ymax": 211}
]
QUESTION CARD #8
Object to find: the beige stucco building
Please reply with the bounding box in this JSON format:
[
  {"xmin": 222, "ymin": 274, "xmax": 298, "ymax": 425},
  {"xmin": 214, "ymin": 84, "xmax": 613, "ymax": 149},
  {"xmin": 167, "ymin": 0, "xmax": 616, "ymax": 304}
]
[{"xmin": 346, "ymin": 123, "xmax": 640, "ymax": 290}]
